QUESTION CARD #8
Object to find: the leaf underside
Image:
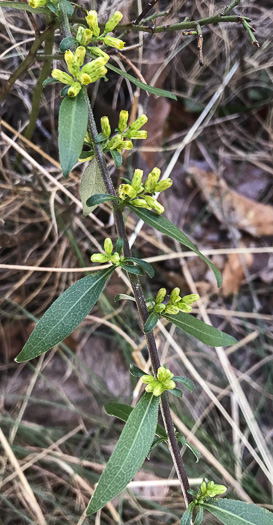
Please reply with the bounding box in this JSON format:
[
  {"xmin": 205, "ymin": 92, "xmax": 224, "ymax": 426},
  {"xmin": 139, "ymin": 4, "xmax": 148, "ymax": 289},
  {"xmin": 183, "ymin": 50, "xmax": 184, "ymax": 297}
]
[
  {"xmin": 202, "ymin": 499, "xmax": 273, "ymax": 525},
  {"xmin": 80, "ymin": 159, "xmax": 106, "ymax": 216}
]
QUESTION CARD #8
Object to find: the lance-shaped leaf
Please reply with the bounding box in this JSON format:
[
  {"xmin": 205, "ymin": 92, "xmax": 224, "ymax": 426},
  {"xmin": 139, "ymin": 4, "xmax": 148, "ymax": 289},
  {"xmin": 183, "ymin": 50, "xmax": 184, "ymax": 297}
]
[
  {"xmin": 194, "ymin": 506, "xmax": 204, "ymax": 525},
  {"xmin": 144, "ymin": 311, "xmax": 160, "ymax": 333},
  {"xmin": 164, "ymin": 312, "xmax": 237, "ymax": 347},
  {"xmin": 172, "ymin": 376, "xmax": 194, "ymax": 392},
  {"xmin": 59, "ymin": 36, "xmax": 78, "ymax": 52},
  {"xmin": 107, "ymin": 63, "xmax": 177, "ymax": 100},
  {"xmin": 80, "ymin": 159, "xmax": 106, "ymax": 216},
  {"xmin": 87, "ymin": 393, "xmax": 159, "ymax": 515},
  {"xmin": 168, "ymin": 387, "xmax": 182, "ymax": 397},
  {"xmin": 86, "ymin": 193, "xmax": 119, "ymax": 207},
  {"xmin": 120, "ymin": 262, "xmax": 144, "ymax": 275},
  {"xmin": 124, "ymin": 257, "xmax": 155, "ymax": 278},
  {"xmin": 202, "ymin": 499, "xmax": 273, "ymax": 525},
  {"xmin": 130, "ymin": 364, "xmax": 146, "ymax": 377},
  {"xmin": 15, "ymin": 267, "xmax": 114, "ymax": 363},
  {"xmin": 58, "ymin": 89, "xmax": 88, "ymax": 178},
  {"xmin": 128, "ymin": 206, "xmax": 222, "ymax": 287},
  {"xmin": 180, "ymin": 502, "xmax": 196, "ymax": 525}
]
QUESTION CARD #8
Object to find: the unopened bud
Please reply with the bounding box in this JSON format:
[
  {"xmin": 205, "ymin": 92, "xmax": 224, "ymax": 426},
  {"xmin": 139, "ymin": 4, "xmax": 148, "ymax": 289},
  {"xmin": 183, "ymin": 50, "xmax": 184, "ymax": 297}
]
[
  {"xmin": 164, "ymin": 379, "xmax": 176, "ymax": 390},
  {"xmin": 154, "ymin": 303, "xmax": 165, "ymax": 314},
  {"xmin": 131, "ymin": 169, "xmax": 143, "ymax": 191},
  {"xmin": 141, "ymin": 374, "xmax": 155, "ymax": 384},
  {"xmin": 181, "ymin": 294, "xmax": 200, "ymax": 304},
  {"xmin": 129, "ymin": 114, "xmax": 148, "ymax": 131},
  {"xmin": 144, "ymin": 168, "xmax": 161, "ymax": 193},
  {"xmin": 153, "ymin": 383, "xmax": 165, "ymax": 396},
  {"xmin": 104, "ymin": 238, "xmax": 113, "ymax": 256},
  {"xmin": 77, "ymin": 27, "xmax": 93, "ymax": 46},
  {"xmin": 74, "ymin": 46, "xmax": 86, "ymax": 68},
  {"xmin": 104, "ymin": 11, "xmax": 123, "ymax": 33},
  {"xmin": 169, "ymin": 287, "xmax": 181, "ymax": 303},
  {"xmin": 103, "ymin": 36, "xmax": 125, "ymax": 50},
  {"xmin": 157, "ymin": 367, "xmax": 168, "ymax": 382},
  {"xmin": 86, "ymin": 10, "xmax": 100, "ymax": 37},
  {"xmin": 29, "ymin": 0, "xmax": 47, "ymax": 6},
  {"xmin": 108, "ymin": 133, "xmax": 123, "ymax": 150},
  {"xmin": 177, "ymin": 302, "xmax": 192, "ymax": 313},
  {"xmin": 165, "ymin": 305, "xmax": 180, "ymax": 315},
  {"xmin": 90, "ymin": 47, "xmax": 110, "ymax": 62},
  {"xmin": 78, "ymin": 73, "xmax": 92, "ymax": 85},
  {"xmin": 101, "ymin": 116, "xmax": 111, "ymax": 138},
  {"xmin": 132, "ymin": 198, "xmax": 149, "ymax": 208},
  {"xmin": 65, "ymin": 50, "xmax": 78, "ymax": 76},
  {"xmin": 118, "ymin": 110, "xmax": 129, "ymax": 132},
  {"xmin": 91, "ymin": 253, "xmax": 110, "ymax": 263},
  {"xmin": 119, "ymin": 140, "xmax": 133, "ymax": 151},
  {"xmin": 201, "ymin": 481, "xmax": 207, "ymax": 494},
  {"xmin": 51, "ymin": 69, "xmax": 73, "ymax": 85},
  {"xmin": 127, "ymin": 130, "xmax": 147, "ymax": 140},
  {"xmin": 88, "ymin": 66, "xmax": 107, "ymax": 82},
  {"xmin": 119, "ymin": 184, "xmax": 137, "ymax": 200},
  {"xmin": 143, "ymin": 195, "xmax": 164, "ymax": 214},
  {"xmin": 155, "ymin": 288, "xmax": 166, "ymax": 304},
  {"xmin": 145, "ymin": 381, "xmax": 158, "ymax": 393},
  {"xmin": 155, "ymin": 178, "xmax": 173, "ymax": 192},
  {"xmin": 67, "ymin": 82, "xmax": 82, "ymax": 97},
  {"xmin": 82, "ymin": 57, "xmax": 107, "ymax": 74},
  {"xmin": 110, "ymin": 252, "xmax": 120, "ymax": 264}
]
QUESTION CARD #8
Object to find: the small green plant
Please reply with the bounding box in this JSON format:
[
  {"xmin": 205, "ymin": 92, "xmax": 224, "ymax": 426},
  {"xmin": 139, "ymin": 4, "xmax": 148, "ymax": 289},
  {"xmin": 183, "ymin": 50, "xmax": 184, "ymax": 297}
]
[{"xmin": 3, "ymin": 0, "xmax": 272, "ymax": 524}]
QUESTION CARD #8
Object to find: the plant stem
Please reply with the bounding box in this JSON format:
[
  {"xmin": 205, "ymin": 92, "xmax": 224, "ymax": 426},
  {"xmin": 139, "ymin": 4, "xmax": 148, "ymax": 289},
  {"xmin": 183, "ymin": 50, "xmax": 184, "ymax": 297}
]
[{"xmin": 84, "ymin": 89, "xmax": 191, "ymax": 507}]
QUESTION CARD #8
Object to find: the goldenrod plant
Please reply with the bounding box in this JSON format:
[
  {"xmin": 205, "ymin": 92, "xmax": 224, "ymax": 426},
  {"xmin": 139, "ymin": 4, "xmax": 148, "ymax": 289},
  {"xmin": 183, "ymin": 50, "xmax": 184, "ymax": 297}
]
[{"xmin": 2, "ymin": 1, "xmax": 272, "ymax": 524}]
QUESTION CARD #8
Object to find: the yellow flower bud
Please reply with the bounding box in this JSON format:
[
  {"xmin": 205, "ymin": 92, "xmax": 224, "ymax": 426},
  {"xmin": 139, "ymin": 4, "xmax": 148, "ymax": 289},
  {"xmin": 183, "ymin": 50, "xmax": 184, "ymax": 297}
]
[
  {"xmin": 132, "ymin": 198, "xmax": 150, "ymax": 209},
  {"xmin": 165, "ymin": 305, "xmax": 180, "ymax": 315},
  {"xmin": 127, "ymin": 130, "xmax": 147, "ymax": 140},
  {"xmin": 104, "ymin": 238, "xmax": 113, "ymax": 256},
  {"xmin": 201, "ymin": 481, "xmax": 207, "ymax": 494},
  {"xmin": 163, "ymin": 379, "xmax": 176, "ymax": 390},
  {"xmin": 103, "ymin": 36, "xmax": 125, "ymax": 50},
  {"xmin": 119, "ymin": 140, "xmax": 133, "ymax": 151},
  {"xmin": 145, "ymin": 381, "xmax": 158, "ymax": 393},
  {"xmin": 144, "ymin": 167, "xmax": 161, "ymax": 193},
  {"xmin": 73, "ymin": 46, "xmax": 86, "ymax": 68},
  {"xmin": 129, "ymin": 114, "xmax": 148, "ymax": 131},
  {"xmin": 108, "ymin": 134, "xmax": 123, "ymax": 150},
  {"xmin": 143, "ymin": 195, "xmax": 164, "ymax": 214},
  {"xmin": 91, "ymin": 253, "xmax": 110, "ymax": 263},
  {"xmin": 155, "ymin": 288, "xmax": 166, "ymax": 304},
  {"xmin": 181, "ymin": 294, "xmax": 200, "ymax": 304},
  {"xmin": 157, "ymin": 367, "xmax": 168, "ymax": 382},
  {"xmin": 29, "ymin": 0, "xmax": 47, "ymax": 7},
  {"xmin": 90, "ymin": 47, "xmax": 110, "ymax": 63},
  {"xmin": 100, "ymin": 116, "xmax": 111, "ymax": 138},
  {"xmin": 78, "ymin": 154, "xmax": 94, "ymax": 163},
  {"xmin": 88, "ymin": 67, "xmax": 107, "ymax": 82},
  {"xmin": 141, "ymin": 375, "xmax": 155, "ymax": 384},
  {"xmin": 118, "ymin": 110, "xmax": 129, "ymax": 132},
  {"xmin": 110, "ymin": 252, "xmax": 120, "ymax": 264},
  {"xmin": 104, "ymin": 11, "xmax": 123, "ymax": 33},
  {"xmin": 169, "ymin": 288, "xmax": 181, "ymax": 303},
  {"xmin": 51, "ymin": 69, "xmax": 73, "ymax": 85},
  {"xmin": 65, "ymin": 50, "xmax": 78, "ymax": 76},
  {"xmin": 81, "ymin": 57, "xmax": 104, "ymax": 75},
  {"xmin": 118, "ymin": 184, "xmax": 137, "ymax": 200},
  {"xmin": 67, "ymin": 82, "xmax": 82, "ymax": 98},
  {"xmin": 131, "ymin": 169, "xmax": 143, "ymax": 191},
  {"xmin": 153, "ymin": 383, "xmax": 165, "ymax": 396},
  {"xmin": 86, "ymin": 10, "xmax": 100, "ymax": 37},
  {"xmin": 154, "ymin": 303, "xmax": 165, "ymax": 314},
  {"xmin": 78, "ymin": 73, "xmax": 92, "ymax": 85},
  {"xmin": 82, "ymin": 29, "xmax": 93, "ymax": 46},
  {"xmin": 154, "ymin": 178, "xmax": 173, "ymax": 192},
  {"xmin": 177, "ymin": 302, "xmax": 192, "ymax": 313}
]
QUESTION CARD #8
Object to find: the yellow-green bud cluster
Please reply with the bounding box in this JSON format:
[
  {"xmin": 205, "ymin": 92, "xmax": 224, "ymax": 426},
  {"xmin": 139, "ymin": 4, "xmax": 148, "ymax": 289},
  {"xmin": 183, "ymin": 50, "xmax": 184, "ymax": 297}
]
[
  {"xmin": 118, "ymin": 166, "xmax": 172, "ymax": 215},
  {"xmin": 83, "ymin": 10, "xmax": 125, "ymax": 50},
  {"xmin": 96, "ymin": 110, "xmax": 148, "ymax": 155},
  {"xmin": 142, "ymin": 367, "xmax": 176, "ymax": 396},
  {"xmin": 91, "ymin": 238, "xmax": 124, "ymax": 266},
  {"xmin": 194, "ymin": 480, "xmax": 227, "ymax": 504},
  {"xmin": 151, "ymin": 288, "xmax": 199, "ymax": 316},
  {"xmin": 51, "ymin": 47, "xmax": 109, "ymax": 98},
  {"xmin": 28, "ymin": 0, "xmax": 48, "ymax": 7}
]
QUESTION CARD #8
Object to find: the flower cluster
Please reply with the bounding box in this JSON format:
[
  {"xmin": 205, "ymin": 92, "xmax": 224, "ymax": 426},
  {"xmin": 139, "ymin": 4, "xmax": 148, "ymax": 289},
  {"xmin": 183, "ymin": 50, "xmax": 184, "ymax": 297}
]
[
  {"xmin": 78, "ymin": 10, "xmax": 125, "ymax": 50},
  {"xmin": 28, "ymin": 0, "xmax": 48, "ymax": 6},
  {"xmin": 141, "ymin": 367, "xmax": 176, "ymax": 397},
  {"xmin": 192, "ymin": 480, "xmax": 227, "ymax": 504},
  {"xmin": 148, "ymin": 288, "xmax": 199, "ymax": 315},
  {"xmin": 51, "ymin": 46, "xmax": 108, "ymax": 97},
  {"xmin": 79, "ymin": 111, "xmax": 148, "ymax": 163},
  {"xmin": 118, "ymin": 166, "xmax": 172, "ymax": 215},
  {"xmin": 91, "ymin": 238, "xmax": 124, "ymax": 265}
]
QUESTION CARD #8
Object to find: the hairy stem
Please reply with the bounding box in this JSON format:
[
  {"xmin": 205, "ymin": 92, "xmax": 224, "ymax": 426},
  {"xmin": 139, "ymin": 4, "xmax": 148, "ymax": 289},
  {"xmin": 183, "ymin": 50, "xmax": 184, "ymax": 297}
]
[{"xmin": 84, "ymin": 89, "xmax": 191, "ymax": 506}]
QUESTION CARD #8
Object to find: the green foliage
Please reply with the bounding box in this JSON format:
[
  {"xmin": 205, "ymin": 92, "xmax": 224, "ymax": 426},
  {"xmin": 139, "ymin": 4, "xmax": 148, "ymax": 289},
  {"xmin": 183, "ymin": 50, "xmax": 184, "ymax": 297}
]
[
  {"xmin": 172, "ymin": 376, "xmax": 195, "ymax": 392},
  {"xmin": 80, "ymin": 159, "xmax": 106, "ymax": 216},
  {"xmin": 58, "ymin": 89, "xmax": 88, "ymax": 177},
  {"xmin": 144, "ymin": 311, "xmax": 160, "ymax": 333},
  {"xmin": 15, "ymin": 267, "xmax": 114, "ymax": 362},
  {"xmin": 87, "ymin": 393, "xmax": 159, "ymax": 515},
  {"xmin": 201, "ymin": 499, "xmax": 273, "ymax": 525},
  {"xmin": 180, "ymin": 502, "xmax": 195, "ymax": 525},
  {"xmin": 194, "ymin": 506, "xmax": 204, "ymax": 525},
  {"xmin": 59, "ymin": 36, "xmax": 78, "ymax": 51},
  {"xmin": 124, "ymin": 257, "xmax": 155, "ymax": 278},
  {"xmin": 86, "ymin": 193, "xmax": 119, "ymax": 207},
  {"xmin": 164, "ymin": 311, "xmax": 237, "ymax": 347},
  {"xmin": 128, "ymin": 206, "xmax": 222, "ymax": 287}
]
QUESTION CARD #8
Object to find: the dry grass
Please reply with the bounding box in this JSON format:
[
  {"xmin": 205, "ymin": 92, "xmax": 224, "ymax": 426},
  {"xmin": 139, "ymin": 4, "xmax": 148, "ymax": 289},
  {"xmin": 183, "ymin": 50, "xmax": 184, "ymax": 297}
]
[{"xmin": 1, "ymin": 0, "xmax": 273, "ymax": 523}]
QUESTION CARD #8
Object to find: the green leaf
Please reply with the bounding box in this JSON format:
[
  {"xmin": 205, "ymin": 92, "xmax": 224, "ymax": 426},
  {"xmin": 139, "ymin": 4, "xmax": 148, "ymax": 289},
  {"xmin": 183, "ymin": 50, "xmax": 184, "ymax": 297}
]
[
  {"xmin": 202, "ymin": 499, "xmax": 273, "ymax": 525},
  {"xmin": 194, "ymin": 506, "xmax": 204, "ymax": 525},
  {"xmin": 104, "ymin": 402, "xmax": 167, "ymax": 440},
  {"xmin": 58, "ymin": 88, "xmax": 87, "ymax": 178},
  {"xmin": 180, "ymin": 502, "xmax": 196, "ymax": 525},
  {"xmin": 87, "ymin": 393, "xmax": 160, "ymax": 515},
  {"xmin": 128, "ymin": 206, "xmax": 222, "ymax": 287},
  {"xmin": 173, "ymin": 376, "xmax": 194, "ymax": 392},
  {"xmin": 59, "ymin": 36, "xmax": 78, "ymax": 52},
  {"xmin": 114, "ymin": 293, "xmax": 136, "ymax": 303},
  {"xmin": 0, "ymin": 2, "xmax": 47, "ymax": 13},
  {"xmin": 80, "ymin": 159, "xmax": 106, "ymax": 216},
  {"xmin": 78, "ymin": 150, "xmax": 94, "ymax": 160},
  {"xmin": 107, "ymin": 63, "xmax": 177, "ymax": 101},
  {"xmin": 94, "ymin": 132, "xmax": 107, "ymax": 143},
  {"xmin": 47, "ymin": 2, "xmax": 57, "ymax": 14},
  {"xmin": 43, "ymin": 77, "xmax": 61, "ymax": 87},
  {"xmin": 120, "ymin": 262, "xmax": 144, "ymax": 275},
  {"xmin": 60, "ymin": 85, "xmax": 70, "ymax": 97},
  {"xmin": 164, "ymin": 312, "xmax": 237, "ymax": 347},
  {"xmin": 15, "ymin": 267, "xmax": 114, "ymax": 363},
  {"xmin": 168, "ymin": 387, "xmax": 182, "ymax": 397},
  {"xmin": 178, "ymin": 437, "xmax": 200, "ymax": 463},
  {"xmin": 86, "ymin": 193, "xmax": 119, "ymax": 207},
  {"xmin": 124, "ymin": 257, "xmax": 155, "ymax": 278},
  {"xmin": 116, "ymin": 237, "xmax": 124, "ymax": 254},
  {"xmin": 110, "ymin": 149, "xmax": 122, "ymax": 168},
  {"xmin": 130, "ymin": 364, "xmax": 146, "ymax": 377},
  {"xmin": 60, "ymin": 0, "xmax": 74, "ymax": 16},
  {"xmin": 144, "ymin": 311, "xmax": 159, "ymax": 333}
]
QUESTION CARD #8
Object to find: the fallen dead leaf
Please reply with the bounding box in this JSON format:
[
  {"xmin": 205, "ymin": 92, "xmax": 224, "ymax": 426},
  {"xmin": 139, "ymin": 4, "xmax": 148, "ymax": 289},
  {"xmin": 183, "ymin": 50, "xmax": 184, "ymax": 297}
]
[
  {"xmin": 222, "ymin": 248, "xmax": 254, "ymax": 296},
  {"xmin": 188, "ymin": 167, "xmax": 273, "ymax": 236}
]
